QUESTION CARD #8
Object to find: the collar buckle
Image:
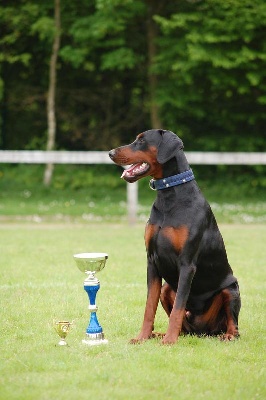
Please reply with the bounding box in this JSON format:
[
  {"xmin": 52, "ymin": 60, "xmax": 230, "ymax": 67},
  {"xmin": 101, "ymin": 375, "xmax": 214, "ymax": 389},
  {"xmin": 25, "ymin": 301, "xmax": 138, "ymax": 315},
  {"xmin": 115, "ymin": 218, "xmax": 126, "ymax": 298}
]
[{"xmin": 149, "ymin": 179, "xmax": 156, "ymax": 191}]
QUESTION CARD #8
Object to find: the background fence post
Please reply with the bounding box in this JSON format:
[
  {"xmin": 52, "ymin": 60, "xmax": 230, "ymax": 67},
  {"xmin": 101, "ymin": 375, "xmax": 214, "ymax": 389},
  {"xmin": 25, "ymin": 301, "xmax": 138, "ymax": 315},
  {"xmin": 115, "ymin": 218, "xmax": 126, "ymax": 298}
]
[{"xmin": 127, "ymin": 182, "xmax": 138, "ymax": 225}]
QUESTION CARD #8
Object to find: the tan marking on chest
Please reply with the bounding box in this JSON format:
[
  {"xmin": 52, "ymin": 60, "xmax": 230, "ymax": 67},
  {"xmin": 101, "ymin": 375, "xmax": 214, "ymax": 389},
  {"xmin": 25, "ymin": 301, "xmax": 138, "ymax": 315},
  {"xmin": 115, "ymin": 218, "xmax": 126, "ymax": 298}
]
[
  {"xmin": 161, "ymin": 225, "xmax": 189, "ymax": 252},
  {"xmin": 145, "ymin": 223, "xmax": 159, "ymax": 250}
]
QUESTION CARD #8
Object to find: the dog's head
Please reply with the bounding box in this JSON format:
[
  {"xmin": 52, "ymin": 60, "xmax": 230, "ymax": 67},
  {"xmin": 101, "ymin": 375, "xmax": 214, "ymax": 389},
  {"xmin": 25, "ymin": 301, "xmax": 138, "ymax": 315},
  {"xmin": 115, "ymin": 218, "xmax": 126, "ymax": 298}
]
[{"xmin": 109, "ymin": 129, "xmax": 184, "ymax": 182}]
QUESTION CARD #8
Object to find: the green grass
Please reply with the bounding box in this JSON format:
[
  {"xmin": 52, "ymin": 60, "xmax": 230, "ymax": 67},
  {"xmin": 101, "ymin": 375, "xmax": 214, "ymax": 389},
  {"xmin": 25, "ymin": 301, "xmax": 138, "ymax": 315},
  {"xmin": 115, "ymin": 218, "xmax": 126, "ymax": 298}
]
[{"xmin": 0, "ymin": 223, "xmax": 265, "ymax": 400}]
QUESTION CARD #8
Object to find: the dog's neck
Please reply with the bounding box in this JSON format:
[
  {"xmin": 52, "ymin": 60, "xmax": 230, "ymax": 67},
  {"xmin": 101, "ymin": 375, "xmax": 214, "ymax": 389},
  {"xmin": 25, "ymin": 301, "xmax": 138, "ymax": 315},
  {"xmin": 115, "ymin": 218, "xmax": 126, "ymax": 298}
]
[
  {"xmin": 149, "ymin": 152, "xmax": 193, "ymax": 191},
  {"xmin": 162, "ymin": 151, "xmax": 190, "ymax": 178}
]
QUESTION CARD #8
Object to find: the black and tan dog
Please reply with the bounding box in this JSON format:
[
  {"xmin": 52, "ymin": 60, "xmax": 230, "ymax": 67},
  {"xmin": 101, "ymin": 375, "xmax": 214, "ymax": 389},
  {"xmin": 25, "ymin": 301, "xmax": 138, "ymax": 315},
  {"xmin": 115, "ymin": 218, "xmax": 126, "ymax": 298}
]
[{"xmin": 109, "ymin": 129, "xmax": 241, "ymax": 345}]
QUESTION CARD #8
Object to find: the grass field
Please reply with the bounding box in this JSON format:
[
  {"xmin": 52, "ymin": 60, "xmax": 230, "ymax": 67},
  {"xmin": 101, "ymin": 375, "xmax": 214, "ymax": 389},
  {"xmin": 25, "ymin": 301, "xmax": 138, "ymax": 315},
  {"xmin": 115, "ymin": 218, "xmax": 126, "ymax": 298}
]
[{"xmin": 0, "ymin": 222, "xmax": 265, "ymax": 400}]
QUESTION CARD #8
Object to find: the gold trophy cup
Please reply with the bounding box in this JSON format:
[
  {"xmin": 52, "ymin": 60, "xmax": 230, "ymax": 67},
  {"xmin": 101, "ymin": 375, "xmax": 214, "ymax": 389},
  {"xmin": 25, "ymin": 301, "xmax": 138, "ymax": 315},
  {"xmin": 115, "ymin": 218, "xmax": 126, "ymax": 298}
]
[{"xmin": 54, "ymin": 320, "xmax": 73, "ymax": 346}]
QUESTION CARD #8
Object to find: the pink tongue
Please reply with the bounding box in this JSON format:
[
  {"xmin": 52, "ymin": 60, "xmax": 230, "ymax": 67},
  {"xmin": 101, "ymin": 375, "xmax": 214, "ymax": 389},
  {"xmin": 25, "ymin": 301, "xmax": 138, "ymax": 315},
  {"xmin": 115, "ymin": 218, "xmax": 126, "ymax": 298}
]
[{"xmin": 121, "ymin": 164, "xmax": 136, "ymax": 178}]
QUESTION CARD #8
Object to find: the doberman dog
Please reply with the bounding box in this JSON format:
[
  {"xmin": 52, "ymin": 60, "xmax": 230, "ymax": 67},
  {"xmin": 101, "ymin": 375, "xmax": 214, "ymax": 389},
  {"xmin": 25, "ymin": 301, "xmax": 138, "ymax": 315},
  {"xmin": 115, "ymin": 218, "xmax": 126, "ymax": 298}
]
[{"xmin": 109, "ymin": 129, "xmax": 241, "ymax": 345}]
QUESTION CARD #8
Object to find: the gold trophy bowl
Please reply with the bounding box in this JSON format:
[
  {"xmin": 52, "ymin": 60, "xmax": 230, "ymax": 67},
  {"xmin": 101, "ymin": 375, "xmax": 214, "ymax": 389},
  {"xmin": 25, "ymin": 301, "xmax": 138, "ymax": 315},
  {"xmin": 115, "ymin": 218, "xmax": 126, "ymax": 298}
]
[
  {"xmin": 73, "ymin": 252, "xmax": 108, "ymax": 275},
  {"xmin": 54, "ymin": 320, "xmax": 73, "ymax": 346}
]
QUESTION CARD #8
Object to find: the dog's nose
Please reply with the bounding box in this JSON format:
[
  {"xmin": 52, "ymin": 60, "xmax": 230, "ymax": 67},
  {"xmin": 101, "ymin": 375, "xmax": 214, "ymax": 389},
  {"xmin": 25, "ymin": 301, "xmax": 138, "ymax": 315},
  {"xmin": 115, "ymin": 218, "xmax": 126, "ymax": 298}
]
[{"xmin": 109, "ymin": 149, "xmax": 116, "ymax": 159}]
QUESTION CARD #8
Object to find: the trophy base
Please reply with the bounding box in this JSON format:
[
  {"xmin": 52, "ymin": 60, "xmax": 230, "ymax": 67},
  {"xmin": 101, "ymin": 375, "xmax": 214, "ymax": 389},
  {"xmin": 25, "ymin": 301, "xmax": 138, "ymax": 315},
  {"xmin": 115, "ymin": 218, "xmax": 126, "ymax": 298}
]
[
  {"xmin": 58, "ymin": 339, "xmax": 68, "ymax": 346},
  {"xmin": 82, "ymin": 332, "xmax": 108, "ymax": 346}
]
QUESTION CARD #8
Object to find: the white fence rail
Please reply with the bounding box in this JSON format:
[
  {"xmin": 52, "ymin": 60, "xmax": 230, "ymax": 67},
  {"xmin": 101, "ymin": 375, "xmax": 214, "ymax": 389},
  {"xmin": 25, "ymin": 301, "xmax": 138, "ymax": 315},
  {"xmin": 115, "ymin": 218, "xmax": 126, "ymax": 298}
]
[
  {"xmin": 0, "ymin": 150, "xmax": 266, "ymax": 165},
  {"xmin": 1, "ymin": 150, "xmax": 265, "ymax": 224}
]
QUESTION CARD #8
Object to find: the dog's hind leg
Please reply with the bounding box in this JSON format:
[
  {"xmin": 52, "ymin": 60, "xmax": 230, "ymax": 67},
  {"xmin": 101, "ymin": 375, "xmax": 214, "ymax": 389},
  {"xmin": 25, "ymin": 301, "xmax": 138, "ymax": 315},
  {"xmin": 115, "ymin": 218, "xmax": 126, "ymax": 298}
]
[
  {"xmin": 220, "ymin": 284, "xmax": 241, "ymax": 341},
  {"xmin": 191, "ymin": 283, "xmax": 241, "ymax": 339}
]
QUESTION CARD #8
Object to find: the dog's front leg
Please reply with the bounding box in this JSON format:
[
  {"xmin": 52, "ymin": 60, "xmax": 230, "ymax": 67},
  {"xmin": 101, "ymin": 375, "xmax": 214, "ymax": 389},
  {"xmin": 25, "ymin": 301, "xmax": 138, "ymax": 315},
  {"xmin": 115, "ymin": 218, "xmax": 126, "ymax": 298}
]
[
  {"xmin": 162, "ymin": 264, "xmax": 196, "ymax": 345},
  {"xmin": 130, "ymin": 261, "xmax": 162, "ymax": 344}
]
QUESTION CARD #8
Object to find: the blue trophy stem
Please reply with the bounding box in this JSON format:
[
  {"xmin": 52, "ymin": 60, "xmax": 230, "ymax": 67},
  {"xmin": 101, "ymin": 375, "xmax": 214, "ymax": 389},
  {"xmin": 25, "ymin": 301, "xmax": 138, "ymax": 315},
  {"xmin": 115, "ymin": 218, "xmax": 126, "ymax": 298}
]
[{"xmin": 84, "ymin": 284, "xmax": 103, "ymax": 334}]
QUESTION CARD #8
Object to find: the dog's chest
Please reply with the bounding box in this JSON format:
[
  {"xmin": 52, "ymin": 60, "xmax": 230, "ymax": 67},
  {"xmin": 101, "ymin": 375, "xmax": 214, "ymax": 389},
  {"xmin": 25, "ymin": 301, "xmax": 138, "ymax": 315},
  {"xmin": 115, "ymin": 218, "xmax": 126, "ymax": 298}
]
[{"xmin": 145, "ymin": 221, "xmax": 187, "ymax": 280}]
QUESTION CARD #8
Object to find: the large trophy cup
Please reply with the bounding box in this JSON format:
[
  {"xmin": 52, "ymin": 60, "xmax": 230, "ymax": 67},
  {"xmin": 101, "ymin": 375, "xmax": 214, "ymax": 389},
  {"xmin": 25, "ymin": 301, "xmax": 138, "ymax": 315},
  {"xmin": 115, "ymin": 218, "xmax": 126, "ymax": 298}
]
[{"xmin": 73, "ymin": 252, "xmax": 108, "ymax": 346}]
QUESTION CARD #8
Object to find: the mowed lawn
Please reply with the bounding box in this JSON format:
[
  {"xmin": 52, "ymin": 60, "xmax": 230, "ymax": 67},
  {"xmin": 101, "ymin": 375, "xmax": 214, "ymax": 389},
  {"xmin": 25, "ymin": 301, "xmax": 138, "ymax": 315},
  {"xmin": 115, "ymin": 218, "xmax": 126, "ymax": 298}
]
[{"xmin": 0, "ymin": 223, "xmax": 265, "ymax": 400}]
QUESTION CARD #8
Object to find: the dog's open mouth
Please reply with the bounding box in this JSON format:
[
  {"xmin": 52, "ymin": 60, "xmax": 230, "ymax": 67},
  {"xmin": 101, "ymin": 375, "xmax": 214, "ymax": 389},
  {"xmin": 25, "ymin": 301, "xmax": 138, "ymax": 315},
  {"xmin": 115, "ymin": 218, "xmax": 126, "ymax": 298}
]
[{"xmin": 121, "ymin": 162, "xmax": 150, "ymax": 181}]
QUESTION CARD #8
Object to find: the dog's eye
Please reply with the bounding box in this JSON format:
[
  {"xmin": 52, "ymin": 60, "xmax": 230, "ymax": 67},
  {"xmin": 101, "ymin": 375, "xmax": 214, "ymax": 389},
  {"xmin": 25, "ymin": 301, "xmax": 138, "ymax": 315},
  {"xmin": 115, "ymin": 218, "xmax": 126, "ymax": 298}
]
[{"xmin": 138, "ymin": 137, "xmax": 145, "ymax": 144}]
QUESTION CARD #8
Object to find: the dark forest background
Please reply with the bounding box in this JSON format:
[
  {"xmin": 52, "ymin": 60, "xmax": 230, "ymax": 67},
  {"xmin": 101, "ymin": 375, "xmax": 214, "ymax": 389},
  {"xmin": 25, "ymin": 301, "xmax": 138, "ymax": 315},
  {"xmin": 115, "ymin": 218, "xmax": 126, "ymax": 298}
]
[{"xmin": 1, "ymin": 0, "xmax": 265, "ymax": 154}]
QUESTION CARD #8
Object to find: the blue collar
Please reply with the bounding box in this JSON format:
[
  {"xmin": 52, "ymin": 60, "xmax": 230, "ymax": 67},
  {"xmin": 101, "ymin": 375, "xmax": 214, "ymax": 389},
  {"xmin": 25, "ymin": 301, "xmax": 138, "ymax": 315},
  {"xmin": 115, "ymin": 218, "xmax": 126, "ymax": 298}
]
[{"xmin": 149, "ymin": 169, "xmax": 195, "ymax": 191}]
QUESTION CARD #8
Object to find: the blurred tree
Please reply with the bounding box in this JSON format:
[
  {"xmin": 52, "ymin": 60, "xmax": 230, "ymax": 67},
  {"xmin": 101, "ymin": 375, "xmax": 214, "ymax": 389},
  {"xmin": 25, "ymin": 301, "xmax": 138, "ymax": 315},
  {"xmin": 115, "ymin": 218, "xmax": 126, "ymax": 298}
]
[
  {"xmin": 0, "ymin": 1, "xmax": 54, "ymax": 149},
  {"xmin": 43, "ymin": 0, "xmax": 61, "ymax": 186},
  {"xmin": 0, "ymin": 0, "xmax": 265, "ymax": 156},
  {"xmin": 58, "ymin": 0, "xmax": 148, "ymax": 149},
  {"xmin": 146, "ymin": 0, "xmax": 162, "ymax": 128},
  {"xmin": 0, "ymin": 1, "xmax": 38, "ymax": 148},
  {"xmin": 154, "ymin": 0, "xmax": 266, "ymax": 150}
]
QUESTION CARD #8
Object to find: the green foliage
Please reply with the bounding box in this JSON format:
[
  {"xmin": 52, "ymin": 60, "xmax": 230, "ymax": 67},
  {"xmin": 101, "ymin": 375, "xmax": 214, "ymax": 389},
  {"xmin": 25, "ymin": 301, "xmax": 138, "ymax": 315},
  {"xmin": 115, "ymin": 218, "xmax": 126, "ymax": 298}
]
[
  {"xmin": 0, "ymin": 3, "xmax": 34, "ymax": 65},
  {"xmin": 31, "ymin": 16, "xmax": 55, "ymax": 42},
  {"xmin": 101, "ymin": 47, "xmax": 137, "ymax": 71},
  {"xmin": 154, "ymin": 0, "xmax": 266, "ymax": 151},
  {"xmin": 60, "ymin": 0, "xmax": 145, "ymax": 71},
  {"xmin": 59, "ymin": 46, "xmax": 91, "ymax": 69},
  {"xmin": 0, "ymin": 0, "xmax": 265, "ymax": 159}
]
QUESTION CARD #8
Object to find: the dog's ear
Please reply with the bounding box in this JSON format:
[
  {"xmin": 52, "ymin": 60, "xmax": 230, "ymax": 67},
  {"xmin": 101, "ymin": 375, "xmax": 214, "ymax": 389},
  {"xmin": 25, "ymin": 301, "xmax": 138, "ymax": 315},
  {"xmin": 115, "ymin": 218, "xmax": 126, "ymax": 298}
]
[{"xmin": 157, "ymin": 130, "xmax": 184, "ymax": 164}]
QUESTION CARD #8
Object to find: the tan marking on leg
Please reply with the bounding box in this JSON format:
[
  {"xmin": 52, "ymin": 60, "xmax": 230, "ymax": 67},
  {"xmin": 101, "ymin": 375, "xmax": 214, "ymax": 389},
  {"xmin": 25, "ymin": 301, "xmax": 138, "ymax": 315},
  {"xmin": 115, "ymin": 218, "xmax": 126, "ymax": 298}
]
[{"xmin": 162, "ymin": 307, "xmax": 186, "ymax": 345}]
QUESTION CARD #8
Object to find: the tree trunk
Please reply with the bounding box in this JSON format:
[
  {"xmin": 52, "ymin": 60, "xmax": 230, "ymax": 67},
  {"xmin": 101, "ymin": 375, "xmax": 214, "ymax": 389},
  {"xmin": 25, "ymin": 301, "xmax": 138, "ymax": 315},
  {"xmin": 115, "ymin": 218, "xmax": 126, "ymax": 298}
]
[
  {"xmin": 43, "ymin": 0, "xmax": 61, "ymax": 186},
  {"xmin": 146, "ymin": 0, "xmax": 163, "ymax": 128}
]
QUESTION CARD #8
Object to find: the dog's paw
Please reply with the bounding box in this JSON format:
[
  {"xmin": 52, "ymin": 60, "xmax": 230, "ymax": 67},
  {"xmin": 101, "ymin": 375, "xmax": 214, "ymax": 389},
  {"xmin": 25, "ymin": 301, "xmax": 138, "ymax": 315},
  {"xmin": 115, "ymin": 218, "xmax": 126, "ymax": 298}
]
[
  {"xmin": 150, "ymin": 332, "xmax": 165, "ymax": 339},
  {"xmin": 129, "ymin": 337, "xmax": 146, "ymax": 344},
  {"xmin": 161, "ymin": 334, "xmax": 179, "ymax": 345},
  {"xmin": 220, "ymin": 332, "xmax": 240, "ymax": 341}
]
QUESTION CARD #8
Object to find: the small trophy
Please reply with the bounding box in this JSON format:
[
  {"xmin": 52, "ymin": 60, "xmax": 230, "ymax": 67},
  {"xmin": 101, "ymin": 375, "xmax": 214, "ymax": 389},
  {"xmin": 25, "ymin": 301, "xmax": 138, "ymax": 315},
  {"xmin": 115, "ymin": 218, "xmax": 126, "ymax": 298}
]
[
  {"xmin": 73, "ymin": 252, "xmax": 108, "ymax": 346},
  {"xmin": 54, "ymin": 320, "xmax": 73, "ymax": 346}
]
